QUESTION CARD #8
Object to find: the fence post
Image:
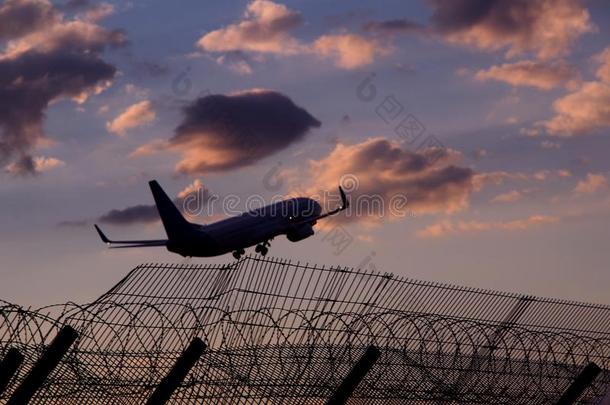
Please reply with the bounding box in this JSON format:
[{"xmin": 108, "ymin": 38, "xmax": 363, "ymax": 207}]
[
  {"xmin": 326, "ymin": 345, "xmax": 380, "ymax": 405},
  {"xmin": 556, "ymin": 362, "xmax": 602, "ymax": 405},
  {"xmin": 7, "ymin": 325, "xmax": 78, "ymax": 404},
  {"xmin": 0, "ymin": 348, "xmax": 24, "ymax": 396},
  {"xmin": 145, "ymin": 337, "xmax": 207, "ymax": 405}
]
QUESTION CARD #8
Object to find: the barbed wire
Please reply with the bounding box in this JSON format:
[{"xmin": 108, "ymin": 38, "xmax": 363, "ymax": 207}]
[{"xmin": 1, "ymin": 257, "xmax": 609, "ymax": 404}]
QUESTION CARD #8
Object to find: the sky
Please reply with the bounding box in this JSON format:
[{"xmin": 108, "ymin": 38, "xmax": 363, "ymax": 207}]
[{"xmin": 1, "ymin": 0, "xmax": 610, "ymax": 307}]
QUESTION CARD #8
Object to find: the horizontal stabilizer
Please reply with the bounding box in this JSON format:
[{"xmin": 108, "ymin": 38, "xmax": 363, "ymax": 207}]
[
  {"xmin": 109, "ymin": 242, "xmax": 167, "ymax": 249},
  {"xmin": 94, "ymin": 224, "xmax": 168, "ymax": 247}
]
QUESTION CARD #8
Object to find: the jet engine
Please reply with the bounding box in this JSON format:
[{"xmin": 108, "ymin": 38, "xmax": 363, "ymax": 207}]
[{"xmin": 286, "ymin": 224, "xmax": 314, "ymax": 242}]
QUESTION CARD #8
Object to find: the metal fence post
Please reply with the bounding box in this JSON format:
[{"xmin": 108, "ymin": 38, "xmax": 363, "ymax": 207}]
[
  {"xmin": 146, "ymin": 337, "xmax": 207, "ymax": 405},
  {"xmin": 7, "ymin": 325, "xmax": 78, "ymax": 404},
  {"xmin": 326, "ymin": 345, "xmax": 380, "ymax": 405},
  {"xmin": 556, "ymin": 362, "xmax": 602, "ymax": 405},
  {"xmin": 0, "ymin": 348, "xmax": 24, "ymax": 396}
]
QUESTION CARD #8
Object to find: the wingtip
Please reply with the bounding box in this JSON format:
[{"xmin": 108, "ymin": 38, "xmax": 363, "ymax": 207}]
[
  {"xmin": 339, "ymin": 186, "xmax": 349, "ymax": 209},
  {"xmin": 94, "ymin": 224, "xmax": 110, "ymax": 244}
]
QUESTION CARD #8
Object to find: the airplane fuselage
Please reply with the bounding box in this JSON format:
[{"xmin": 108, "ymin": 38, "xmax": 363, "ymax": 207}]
[{"xmin": 166, "ymin": 197, "xmax": 322, "ymax": 257}]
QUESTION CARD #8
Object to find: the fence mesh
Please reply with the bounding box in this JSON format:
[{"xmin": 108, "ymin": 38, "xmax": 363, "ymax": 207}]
[{"xmin": 1, "ymin": 255, "xmax": 609, "ymax": 404}]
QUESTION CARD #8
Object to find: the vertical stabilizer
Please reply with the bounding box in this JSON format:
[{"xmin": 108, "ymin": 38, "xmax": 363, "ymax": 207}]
[{"xmin": 149, "ymin": 180, "xmax": 192, "ymax": 240}]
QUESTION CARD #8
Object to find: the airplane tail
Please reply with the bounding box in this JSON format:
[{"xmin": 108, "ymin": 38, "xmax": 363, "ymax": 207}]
[{"xmin": 149, "ymin": 180, "xmax": 192, "ymax": 240}]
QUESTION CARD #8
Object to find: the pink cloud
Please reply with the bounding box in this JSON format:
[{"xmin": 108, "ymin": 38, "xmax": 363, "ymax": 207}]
[
  {"xmin": 490, "ymin": 190, "xmax": 522, "ymax": 203},
  {"xmin": 544, "ymin": 82, "xmax": 610, "ymax": 136},
  {"xmin": 196, "ymin": 0, "xmax": 387, "ymax": 70},
  {"xmin": 417, "ymin": 215, "xmax": 560, "ymax": 238},
  {"xmin": 197, "ymin": 0, "xmax": 302, "ymax": 55},
  {"xmin": 475, "ymin": 60, "xmax": 580, "ymax": 90},
  {"xmin": 300, "ymin": 137, "xmax": 476, "ymax": 225},
  {"xmin": 430, "ymin": 0, "xmax": 594, "ymax": 60},
  {"xmin": 312, "ymin": 33, "xmax": 386, "ymax": 69},
  {"xmin": 106, "ymin": 100, "xmax": 156, "ymax": 136},
  {"xmin": 574, "ymin": 173, "xmax": 608, "ymax": 194}
]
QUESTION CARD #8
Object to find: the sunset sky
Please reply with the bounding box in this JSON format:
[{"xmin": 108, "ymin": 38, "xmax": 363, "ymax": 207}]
[{"xmin": 1, "ymin": 0, "xmax": 610, "ymax": 307}]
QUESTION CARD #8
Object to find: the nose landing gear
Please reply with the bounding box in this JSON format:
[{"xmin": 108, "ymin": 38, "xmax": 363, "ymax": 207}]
[{"xmin": 255, "ymin": 240, "xmax": 270, "ymax": 256}]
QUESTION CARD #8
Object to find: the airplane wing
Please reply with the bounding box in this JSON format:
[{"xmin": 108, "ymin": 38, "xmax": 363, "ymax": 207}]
[
  {"xmin": 108, "ymin": 242, "xmax": 168, "ymax": 249},
  {"xmin": 291, "ymin": 186, "xmax": 349, "ymax": 226},
  {"xmin": 94, "ymin": 224, "xmax": 168, "ymax": 248}
]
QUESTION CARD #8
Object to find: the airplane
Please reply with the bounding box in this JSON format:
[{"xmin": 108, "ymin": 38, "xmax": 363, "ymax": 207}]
[{"xmin": 94, "ymin": 180, "xmax": 349, "ymax": 259}]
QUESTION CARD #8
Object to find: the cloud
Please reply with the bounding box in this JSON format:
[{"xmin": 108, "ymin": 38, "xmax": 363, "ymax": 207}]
[
  {"xmin": 31, "ymin": 155, "xmax": 65, "ymax": 171},
  {"xmin": 98, "ymin": 179, "xmax": 211, "ymax": 226},
  {"xmin": 301, "ymin": 137, "xmax": 476, "ymax": 224},
  {"xmin": 540, "ymin": 140, "xmax": 561, "ymax": 150},
  {"xmin": 363, "ymin": 18, "xmax": 423, "ymax": 36},
  {"xmin": 134, "ymin": 89, "xmax": 320, "ymax": 174},
  {"xmin": 595, "ymin": 47, "xmax": 610, "ymax": 84},
  {"xmin": 78, "ymin": 2, "xmax": 113, "ymax": 23},
  {"xmin": 417, "ymin": 215, "xmax": 559, "ymax": 238},
  {"xmin": 573, "ymin": 173, "xmax": 608, "ymax": 194},
  {"xmin": 123, "ymin": 83, "xmax": 149, "ymax": 97},
  {"xmin": 0, "ymin": 0, "xmax": 124, "ymax": 175},
  {"xmin": 540, "ymin": 47, "xmax": 610, "ymax": 136},
  {"xmin": 472, "ymin": 169, "xmax": 571, "ymax": 191},
  {"xmin": 428, "ymin": 0, "xmax": 594, "ymax": 60},
  {"xmin": 0, "ymin": 0, "xmax": 58, "ymax": 41},
  {"xmin": 4, "ymin": 155, "xmax": 65, "ymax": 175},
  {"xmin": 177, "ymin": 178, "xmax": 205, "ymax": 199},
  {"xmin": 129, "ymin": 139, "xmax": 167, "ymax": 158},
  {"xmin": 533, "ymin": 170, "xmax": 549, "ymax": 181},
  {"xmin": 197, "ymin": 0, "xmax": 302, "ymax": 55},
  {"xmin": 543, "ymin": 82, "xmax": 610, "ymax": 136},
  {"xmin": 312, "ymin": 34, "xmax": 385, "ymax": 69},
  {"xmin": 490, "ymin": 190, "xmax": 522, "ymax": 203},
  {"xmin": 475, "ymin": 60, "xmax": 580, "ymax": 90},
  {"xmin": 106, "ymin": 100, "xmax": 156, "ymax": 136},
  {"xmin": 0, "ymin": 50, "xmax": 117, "ymax": 169},
  {"xmin": 1, "ymin": 16, "xmax": 125, "ymax": 59},
  {"xmin": 215, "ymin": 52, "xmax": 254, "ymax": 75},
  {"xmin": 197, "ymin": 0, "xmax": 386, "ymax": 70},
  {"xmin": 98, "ymin": 204, "xmax": 160, "ymax": 225}
]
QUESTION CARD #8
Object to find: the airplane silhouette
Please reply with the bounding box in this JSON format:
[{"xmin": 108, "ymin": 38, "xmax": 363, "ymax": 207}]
[{"xmin": 95, "ymin": 180, "xmax": 349, "ymax": 259}]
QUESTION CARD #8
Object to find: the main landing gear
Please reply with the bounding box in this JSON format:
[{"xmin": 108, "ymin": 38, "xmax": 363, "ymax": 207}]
[
  {"xmin": 232, "ymin": 248, "xmax": 245, "ymax": 260},
  {"xmin": 255, "ymin": 240, "xmax": 270, "ymax": 257},
  {"xmin": 232, "ymin": 240, "xmax": 271, "ymax": 259}
]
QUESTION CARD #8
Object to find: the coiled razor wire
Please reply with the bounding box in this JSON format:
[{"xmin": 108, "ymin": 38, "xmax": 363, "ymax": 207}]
[{"xmin": 0, "ymin": 256, "xmax": 609, "ymax": 404}]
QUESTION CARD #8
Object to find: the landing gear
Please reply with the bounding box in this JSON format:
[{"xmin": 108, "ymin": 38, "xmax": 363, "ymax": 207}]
[
  {"xmin": 255, "ymin": 240, "xmax": 270, "ymax": 256},
  {"xmin": 232, "ymin": 248, "xmax": 245, "ymax": 260},
  {"xmin": 255, "ymin": 245, "xmax": 268, "ymax": 256}
]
